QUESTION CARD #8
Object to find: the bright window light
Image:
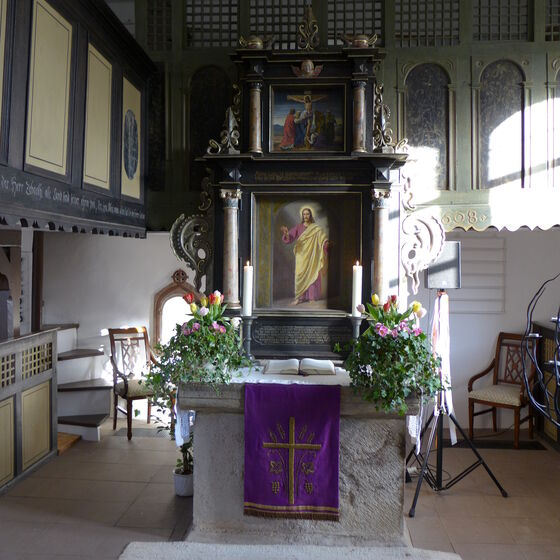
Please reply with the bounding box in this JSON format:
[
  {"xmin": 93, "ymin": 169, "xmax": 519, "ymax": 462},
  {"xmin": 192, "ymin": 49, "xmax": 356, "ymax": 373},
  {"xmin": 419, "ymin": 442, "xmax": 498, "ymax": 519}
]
[{"xmin": 161, "ymin": 296, "xmax": 191, "ymax": 345}]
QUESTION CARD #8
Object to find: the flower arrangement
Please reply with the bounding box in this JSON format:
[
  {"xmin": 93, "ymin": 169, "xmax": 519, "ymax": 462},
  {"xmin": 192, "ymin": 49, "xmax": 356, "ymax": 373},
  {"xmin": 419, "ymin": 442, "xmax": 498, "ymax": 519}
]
[
  {"xmin": 167, "ymin": 290, "xmax": 247, "ymax": 385},
  {"xmin": 343, "ymin": 294, "xmax": 443, "ymax": 415},
  {"xmin": 144, "ymin": 289, "xmax": 247, "ymax": 473}
]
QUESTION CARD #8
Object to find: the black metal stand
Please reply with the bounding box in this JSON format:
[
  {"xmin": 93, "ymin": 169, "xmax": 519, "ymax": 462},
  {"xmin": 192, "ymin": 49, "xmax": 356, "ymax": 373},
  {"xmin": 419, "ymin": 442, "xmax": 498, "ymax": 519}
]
[
  {"xmin": 242, "ymin": 315, "xmax": 255, "ymax": 361},
  {"xmin": 406, "ymin": 398, "xmax": 508, "ymax": 517}
]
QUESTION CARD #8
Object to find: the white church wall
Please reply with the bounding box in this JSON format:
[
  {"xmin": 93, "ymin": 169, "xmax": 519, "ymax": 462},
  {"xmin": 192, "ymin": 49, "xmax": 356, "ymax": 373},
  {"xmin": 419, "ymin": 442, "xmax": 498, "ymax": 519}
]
[
  {"xmin": 414, "ymin": 227, "xmax": 560, "ymax": 429},
  {"xmin": 42, "ymin": 232, "xmax": 194, "ymax": 353},
  {"xmin": 43, "ymin": 227, "xmax": 560, "ymax": 432}
]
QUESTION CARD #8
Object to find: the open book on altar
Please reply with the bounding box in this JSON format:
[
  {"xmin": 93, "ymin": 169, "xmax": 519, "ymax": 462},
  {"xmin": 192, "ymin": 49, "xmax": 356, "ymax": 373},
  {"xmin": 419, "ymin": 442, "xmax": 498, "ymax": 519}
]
[{"xmin": 262, "ymin": 358, "xmax": 336, "ymax": 376}]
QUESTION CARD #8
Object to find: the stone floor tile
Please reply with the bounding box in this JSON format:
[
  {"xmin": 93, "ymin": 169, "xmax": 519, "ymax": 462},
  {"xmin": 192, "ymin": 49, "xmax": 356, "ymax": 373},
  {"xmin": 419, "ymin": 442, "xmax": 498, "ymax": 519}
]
[
  {"xmin": 441, "ymin": 516, "xmax": 515, "ymax": 545},
  {"xmin": 410, "ymin": 540, "xmax": 456, "ymax": 554},
  {"xmin": 483, "ymin": 494, "xmax": 559, "ymax": 519},
  {"xmin": 116, "ymin": 500, "xmax": 187, "ymax": 529},
  {"xmin": 452, "ymin": 542, "xmax": 527, "ymax": 560},
  {"xmin": 0, "ymin": 496, "xmax": 131, "ymax": 525},
  {"xmin": 133, "ymin": 482, "xmax": 177, "ymax": 504},
  {"xmin": 518, "ymin": 544, "xmax": 560, "ymax": 559},
  {"xmin": 170, "ymin": 500, "xmax": 194, "ymax": 541},
  {"xmin": 8, "ymin": 477, "xmax": 147, "ymax": 503},
  {"xmin": 406, "ymin": 514, "xmax": 449, "ymax": 545},
  {"xmin": 150, "ymin": 464, "xmax": 176, "ymax": 484},
  {"xmin": 30, "ymin": 459, "xmax": 161, "ymax": 483},
  {"xmin": 507, "ymin": 516, "xmax": 560, "ymax": 545},
  {"xmin": 433, "ymin": 494, "xmax": 498, "ymax": 517}
]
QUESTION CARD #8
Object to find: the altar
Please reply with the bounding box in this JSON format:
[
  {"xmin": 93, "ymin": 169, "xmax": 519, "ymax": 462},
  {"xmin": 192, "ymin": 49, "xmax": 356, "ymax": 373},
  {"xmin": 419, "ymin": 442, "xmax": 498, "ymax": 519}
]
[{"xmin": 177, "ymin": 371, "xmax": 417, "ymax": 547}]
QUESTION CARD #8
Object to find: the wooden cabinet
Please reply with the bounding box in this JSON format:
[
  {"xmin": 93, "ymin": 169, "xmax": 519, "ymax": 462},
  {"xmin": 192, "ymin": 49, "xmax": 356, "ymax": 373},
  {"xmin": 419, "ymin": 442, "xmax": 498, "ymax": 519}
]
[
  {"xmin": 0, "ymin": 397, "xmax": 14, "ymax": 485},
  {"xmin": 21, "ymin": 381, "xmax": 50, "ymax": 470},
  {"xmin": 0, "ymin": 330, "xmax": 57, "ymax": 490}
]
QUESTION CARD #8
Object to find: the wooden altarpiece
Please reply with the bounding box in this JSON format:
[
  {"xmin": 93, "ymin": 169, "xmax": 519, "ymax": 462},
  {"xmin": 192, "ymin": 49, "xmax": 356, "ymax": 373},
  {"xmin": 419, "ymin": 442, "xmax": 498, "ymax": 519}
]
[{"xmin": 194, "ymin": 35, "xmax": 407, "ymax": 360}]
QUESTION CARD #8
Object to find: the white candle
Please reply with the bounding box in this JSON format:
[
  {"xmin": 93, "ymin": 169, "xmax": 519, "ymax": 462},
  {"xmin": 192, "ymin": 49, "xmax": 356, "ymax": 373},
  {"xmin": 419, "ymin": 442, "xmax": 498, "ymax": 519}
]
[
  {"xmin": 242, "ymin": 261, "xmax": 254, "ymax": 317},
  {"xmin": 352, "ymin": 261, "xmax": 362, "ymax": 317}
]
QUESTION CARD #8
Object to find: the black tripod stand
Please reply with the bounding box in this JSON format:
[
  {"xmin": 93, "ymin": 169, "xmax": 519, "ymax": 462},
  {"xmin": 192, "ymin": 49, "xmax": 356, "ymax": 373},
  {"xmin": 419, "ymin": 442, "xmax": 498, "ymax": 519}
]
[{"xmin": 406, "ymin": 393, "xmax": 508, "ymax": 517}]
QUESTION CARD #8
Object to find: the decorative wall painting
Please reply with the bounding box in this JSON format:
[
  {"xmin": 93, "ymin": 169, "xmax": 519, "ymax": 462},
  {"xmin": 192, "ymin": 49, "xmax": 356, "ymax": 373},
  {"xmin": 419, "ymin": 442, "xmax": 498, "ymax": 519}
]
[{"xmin": 270, "ymin": 85, "xmax": 346, "ymax": 152}]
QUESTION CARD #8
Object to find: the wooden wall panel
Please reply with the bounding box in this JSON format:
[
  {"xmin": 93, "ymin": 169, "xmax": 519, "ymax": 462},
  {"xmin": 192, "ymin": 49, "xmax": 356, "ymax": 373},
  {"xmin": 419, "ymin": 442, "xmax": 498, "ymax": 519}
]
[
  {"xmin": 21, "ymin": 380, "xmax": 50, "ymax": 470},
  {"xmin": 25, "ymin": 0, "xmax": 72, "ymax": 176},
  {"xmin": 83, "ymin": 44, "xmax": 112, "ymax": 190},
  {"xmin": 121, "ymin": 77, "xmax": 141, "ymax": 199},
  {"xmin": 0, "ymin": 397, "xmax": 14, "ymax": 486}
]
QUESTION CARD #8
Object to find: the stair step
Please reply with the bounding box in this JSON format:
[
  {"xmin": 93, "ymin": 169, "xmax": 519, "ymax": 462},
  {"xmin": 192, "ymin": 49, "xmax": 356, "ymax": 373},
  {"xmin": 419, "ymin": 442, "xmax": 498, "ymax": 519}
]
[
  {"xmin": 57, "ymin": 432, "xmax": 81, "ymax": 454},
  {"xmin": 58, "ymin": 379, "xmax": 113, "ymax": 392},
  {"xmin": 58, "ymin": 414, "xmax": 108, "ymax": 428},
  {"xmin": 58, "ymin": 348, "xmax": 104, "ymax": 361},
  {"xmin": 41, "ymin": 323, "xmax": 80, "ymax": 332}
]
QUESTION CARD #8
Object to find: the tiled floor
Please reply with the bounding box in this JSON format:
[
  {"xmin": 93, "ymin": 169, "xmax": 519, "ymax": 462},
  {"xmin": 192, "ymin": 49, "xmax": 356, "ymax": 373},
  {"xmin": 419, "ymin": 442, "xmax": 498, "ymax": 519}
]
[
  {"xmin": 0, "ymin": 419, "xmax": 192, "ymax": 560},
  {"xmin": 1, "ymin": 421, "xmax": 559, "ymax": 559},
  {"xmin": 404, "ymin": 432, "xmax": 560, "ymax": 559}
]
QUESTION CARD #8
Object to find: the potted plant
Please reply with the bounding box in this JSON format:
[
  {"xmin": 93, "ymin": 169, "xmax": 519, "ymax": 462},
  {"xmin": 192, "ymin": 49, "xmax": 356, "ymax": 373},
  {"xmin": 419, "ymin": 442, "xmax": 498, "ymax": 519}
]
[
  {"xmin": 173, "ymin": 433, "xmax": 194, "ymax": 496},
  {"xmin": 343, "ymin": 294, "xmax": 443, "ymax": 415},
  {"xmin": 145, "ymin": 289, "xmax": 247, "ymax": 496}
]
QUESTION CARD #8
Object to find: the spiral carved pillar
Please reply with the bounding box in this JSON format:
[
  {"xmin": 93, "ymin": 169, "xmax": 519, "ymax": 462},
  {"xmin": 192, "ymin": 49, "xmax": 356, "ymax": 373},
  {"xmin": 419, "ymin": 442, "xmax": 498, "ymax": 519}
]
[
  {"xmin": 248, "ymin": 82, "xmax": 263, "ymax": 154},
  {"xmin": 220, "ymin": 189, "xmax": 242, "ymax": 308}
]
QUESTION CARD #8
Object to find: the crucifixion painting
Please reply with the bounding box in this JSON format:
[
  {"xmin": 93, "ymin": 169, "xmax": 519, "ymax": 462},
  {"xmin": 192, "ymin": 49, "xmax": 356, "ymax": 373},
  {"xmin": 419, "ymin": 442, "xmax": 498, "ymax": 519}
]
[{"xmin": 271, "ymin": 86, "xmax": 345, "ymax": 152}]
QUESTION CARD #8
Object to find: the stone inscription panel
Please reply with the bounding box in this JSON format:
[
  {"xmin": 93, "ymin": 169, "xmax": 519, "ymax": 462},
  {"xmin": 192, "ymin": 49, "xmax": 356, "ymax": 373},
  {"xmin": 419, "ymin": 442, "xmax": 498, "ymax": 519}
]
[
  {"xmin": 253, "ymin": 324, "xmax": 349, "ymax": 346},
  {"xmin": 251, "ymin": 317, "xmax": 352, "ymax": 358}
]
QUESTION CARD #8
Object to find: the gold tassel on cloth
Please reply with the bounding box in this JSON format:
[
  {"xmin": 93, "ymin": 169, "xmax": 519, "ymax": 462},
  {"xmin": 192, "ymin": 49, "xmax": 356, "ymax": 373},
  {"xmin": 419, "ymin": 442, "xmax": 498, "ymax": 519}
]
[{"xmin": 244, "ymin": 503, "xmax": 339, "ymax": 521}]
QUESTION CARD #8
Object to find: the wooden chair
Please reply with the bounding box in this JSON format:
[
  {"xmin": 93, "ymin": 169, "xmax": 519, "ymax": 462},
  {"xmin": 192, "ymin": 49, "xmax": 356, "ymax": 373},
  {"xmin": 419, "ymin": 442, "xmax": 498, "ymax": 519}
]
[
  {"xmin": 468, "ymin": 332, "xmax": 536, "ymax": 449},
  {"xmin": 108, "ymin": 327, "xmax": 156, "ymax": 440}
]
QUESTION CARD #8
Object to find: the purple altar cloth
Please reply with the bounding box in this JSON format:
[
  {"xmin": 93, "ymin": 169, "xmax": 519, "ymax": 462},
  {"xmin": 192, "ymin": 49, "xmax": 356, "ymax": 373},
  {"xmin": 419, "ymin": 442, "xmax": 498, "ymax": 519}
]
[{"xmin": 244, "ymin": 383, "xmax": 340, "ymax": 520}]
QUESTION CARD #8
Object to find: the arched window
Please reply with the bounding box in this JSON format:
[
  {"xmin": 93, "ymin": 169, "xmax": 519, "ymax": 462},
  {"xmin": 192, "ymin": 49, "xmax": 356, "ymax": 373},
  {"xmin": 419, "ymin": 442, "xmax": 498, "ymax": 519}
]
[
  {"xmin": 479, "ymin": 60, "xmax": 524, "ymax": 189},
  {"xmin": 153, "ymin": 270, "xmax": 202, "ymax": 346},
  {"xmin": 405, "ymin": 63, "xmax": 450, "ymax": 190},
  {"xmin": 160, "ymin": 296, "xmax": 191, "ymax": 345}
]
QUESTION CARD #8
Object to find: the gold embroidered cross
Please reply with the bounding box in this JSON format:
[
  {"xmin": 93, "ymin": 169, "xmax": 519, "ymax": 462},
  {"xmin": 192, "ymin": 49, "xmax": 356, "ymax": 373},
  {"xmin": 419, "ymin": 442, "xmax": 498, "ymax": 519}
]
[{"xmin": 263, "ymin": 417, "xmax": 321, "ymax": 505}]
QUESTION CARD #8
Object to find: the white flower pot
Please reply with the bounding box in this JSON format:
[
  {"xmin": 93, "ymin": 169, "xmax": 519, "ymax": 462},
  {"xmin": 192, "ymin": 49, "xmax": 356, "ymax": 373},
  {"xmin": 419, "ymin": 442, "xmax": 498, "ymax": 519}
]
[{"xmin": 173, "ymin": 470, "xmax": 193, "ymax": 497}]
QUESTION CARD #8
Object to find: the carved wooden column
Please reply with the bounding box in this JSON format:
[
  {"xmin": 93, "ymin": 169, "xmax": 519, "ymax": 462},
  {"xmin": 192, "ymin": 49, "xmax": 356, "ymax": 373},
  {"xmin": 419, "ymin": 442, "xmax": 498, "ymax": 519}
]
[
  {"xmin": 352, "ymin": 80, "xmax": 367, "ymax": 153},
  {"xmin": 220, "ymin": 189, "xmax": 242, "ymax": 308},
  {"xmin": 248, "ymin": 82, "xmax": 263, "ymax": 154},
  {"xmin": 372, "ymin": 189, "xmax": 391, "ymax": 301}
]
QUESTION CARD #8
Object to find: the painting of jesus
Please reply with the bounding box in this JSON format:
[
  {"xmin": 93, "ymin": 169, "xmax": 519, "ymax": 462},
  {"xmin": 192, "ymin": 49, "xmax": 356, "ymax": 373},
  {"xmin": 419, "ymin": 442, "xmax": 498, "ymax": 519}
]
[
  {"xmin": 253, "ymin": 194, "xmax": 361, "ymax": 312},
  {"xmin": 270, "ymin": 86, "xmax": 345, "ymax": 152},
  {"xmin": 280, "ymin": 207, "xmax": 329, "ymax": 305}
]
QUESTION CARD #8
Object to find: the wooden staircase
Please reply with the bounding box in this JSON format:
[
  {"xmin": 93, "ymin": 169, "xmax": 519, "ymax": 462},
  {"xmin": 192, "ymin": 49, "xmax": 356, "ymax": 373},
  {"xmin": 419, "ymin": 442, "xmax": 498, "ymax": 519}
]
[{"xmin": 43, "ymin": 324, "xmax": 112, "ymax": 442}]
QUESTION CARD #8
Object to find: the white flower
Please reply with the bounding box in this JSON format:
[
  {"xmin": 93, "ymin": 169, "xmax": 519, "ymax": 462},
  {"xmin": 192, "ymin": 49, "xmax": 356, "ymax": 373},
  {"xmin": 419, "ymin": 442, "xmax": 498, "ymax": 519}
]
[
  {"xmin": 199, "ymin": 306, "xmax": 209, "ymax": 317},
  {"xmin": 231, "ymin": 317, "xmax": 241, "ymax": 329},
  {"xmin": 416, "ymin": 307, "xmax": 427, "ymax": 319}
]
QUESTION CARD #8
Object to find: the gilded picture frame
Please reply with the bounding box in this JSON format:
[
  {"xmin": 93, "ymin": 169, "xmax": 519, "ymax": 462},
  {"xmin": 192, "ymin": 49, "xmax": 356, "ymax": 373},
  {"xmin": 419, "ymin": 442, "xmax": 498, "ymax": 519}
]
[{"xmin": 252, "ymin": 191, "xmax": 361, "ymax": 313}]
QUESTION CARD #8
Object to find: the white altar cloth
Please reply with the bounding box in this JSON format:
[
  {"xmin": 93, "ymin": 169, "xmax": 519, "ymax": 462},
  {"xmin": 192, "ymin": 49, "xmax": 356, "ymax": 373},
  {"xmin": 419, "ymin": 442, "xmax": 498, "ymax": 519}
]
[{"xmin": 229, "ymin": 365, "xmax": 351, "ymax": 386}]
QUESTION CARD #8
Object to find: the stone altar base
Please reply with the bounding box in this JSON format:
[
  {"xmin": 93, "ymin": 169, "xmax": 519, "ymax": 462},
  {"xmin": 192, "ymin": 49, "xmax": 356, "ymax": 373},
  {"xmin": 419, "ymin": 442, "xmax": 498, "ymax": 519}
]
[
  {"xmin": 120, "ymin": 542, "xmax": 461, "ymax": 560},
  {"xmin": 120, "ymin": 380, "xmax": 461, "ymax": 560},
  {"xmin": 180, "ymin": 380, "xmax": 420, "ymax": 547}
]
